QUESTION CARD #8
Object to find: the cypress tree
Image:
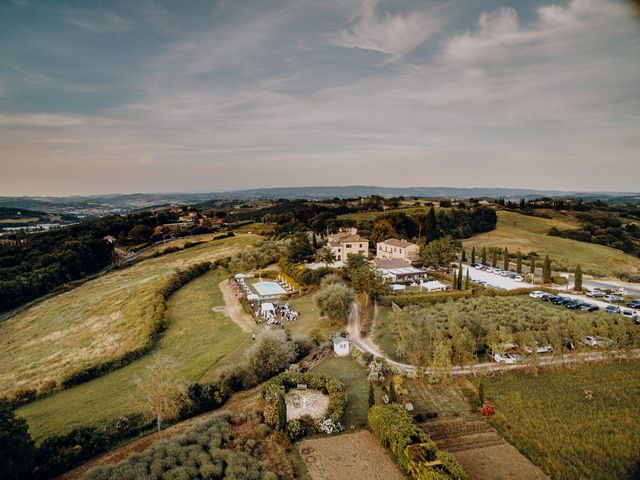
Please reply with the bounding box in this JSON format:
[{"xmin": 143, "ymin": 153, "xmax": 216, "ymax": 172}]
[
  {"xmin": 425, "ymin": 206, "xmax": 438, "ymax": 242},
  {"xmin": 464, "ymin": 269, "xmax": 470, "ymax": 290},
  {"xmin": 461, "ymin": 248, "xmax": 467, "ymax": 262},
  {"xmin": 458, "ymin": 262, "xmax": 463, "ymax": 289},
  {"xmin": 516, "ymin": 251, "xmax": 522, "ymax": 274},
  {"xmin": 481, "ymin": 246, "xmax": 487, "ymax": 265},
  {"xmin": 368, "ymin": 382, "xmax": 375, "ymax": 408},
  {"xmin": 543, "ymin": 255, "xmax": 552, "ymax": 284},
  {"xmin": 479, "ymin": 379, "xmax": 485, "ymax": 405},
  {"xmin": 491, "ymin": 249, "xmax": 498, "ymax": 268},
  {"xmin": 471, "ymin": 245, "xmax": 476, "ymax": 265},
  {"xmin": 503, "ymin": 246, "xmax": 510, "ymax": 271},
  {"xmin": 452, "ymin": 271, "xmax": 458, "ymax": 291},
  {"xmin": 530, "ymin": 257, "xmax": 536, "ymax": 278},
  {"xmin": 312, "ymin": 232, "xmax": 318, "ymax": 250},
  {"xmin": 574, "ymin": 265, "xmax": 583, "ymax": 291}
]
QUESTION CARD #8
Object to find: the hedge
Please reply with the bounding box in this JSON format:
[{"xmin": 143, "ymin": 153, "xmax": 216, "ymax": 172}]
[
  {"xmin": 261, "ymin": 371, "xmax": 346, "ymax": 438},
  {"xmin": 368, "ymin": 404, "xmax": 466, "ymax": 480}
]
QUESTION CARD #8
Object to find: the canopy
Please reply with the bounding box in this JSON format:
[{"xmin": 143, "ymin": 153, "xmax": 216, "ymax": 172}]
[{"xmin": 261, "ymin": 302, "xmax": 276, "ymax": 314}]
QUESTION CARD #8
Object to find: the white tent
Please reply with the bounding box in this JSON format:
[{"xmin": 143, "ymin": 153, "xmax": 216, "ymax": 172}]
[
  {"xmin": 261, "ymin": 302, "xmax": 276, "ymax": 315},
  {"xmin": 390, "ymin": 284, "xmax": 406, "ymax": 292},
  {"xmin": 420, "ymin": 280, "xmax": 447, "ymax": 292},
  {"xmin": 247, "ymin": 293, "xmax": 259, "ymax": 301}
]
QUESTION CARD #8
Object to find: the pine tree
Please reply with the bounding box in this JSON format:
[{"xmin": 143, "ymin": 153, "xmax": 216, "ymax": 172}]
[
  {"xmin": 471, "ymin": 245, "xmax": 476, "ymax": 265},
  {"xmin": 574, "ymin": 264, "xmax": 583, "ymax": 291},
  {"xmin": 481, "ymin": 246, "xmax": 487, "ymax": 265},
  {"xmin": 516, "ymin": 251, "xmax": 522, "ymax": 274},
  {"xmin": 503, "ymin": 247, "xmax": 510, "ymax": 271},
  {"xmin": 491, "ymin": 249, "xmax": 498, "ymax": 268},
  {"xmin": 543, "ymin": 255, "xmax": 552, "ymax": 284},
  {"xmin": 461, "ymin": 248, "xmax": 467, "ymax": 262}
]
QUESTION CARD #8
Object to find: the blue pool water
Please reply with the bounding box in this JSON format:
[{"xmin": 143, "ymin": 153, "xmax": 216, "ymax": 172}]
[{"xmin": 253, "ymin": 281, "xmax": 287, "ymax": 296}]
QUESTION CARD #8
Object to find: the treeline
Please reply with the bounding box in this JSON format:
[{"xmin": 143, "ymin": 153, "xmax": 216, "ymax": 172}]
[{"xmin": 549, "ymin": 211, "xmax": 640, "ymax": 257}]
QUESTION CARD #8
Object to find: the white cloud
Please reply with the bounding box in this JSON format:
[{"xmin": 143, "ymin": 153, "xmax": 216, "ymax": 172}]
[
  {"xmin": 63, "ymin": 10, "xmax": 131, "ymax": 33},
  {"xmin": 0, "ymin": 113, "xmax": 88, "ymax": 127},
  {"xmin": 327, "ymin": 0, "xmax": 441, "ymax": 59}
]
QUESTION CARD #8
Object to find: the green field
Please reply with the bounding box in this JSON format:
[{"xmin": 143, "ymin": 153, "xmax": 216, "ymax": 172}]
[
  {"xmin": 312, "ymin": 355, "xmax": 369, "ymax": 428},
  {"xmin": 287, "ymin": 294, "xmax": 334, "ymax": 338},
  {"xmin": 405, "ymin": 379, "xmax": 474, "ymax": 418},
  {"xmin": 483, "ymin": 361, "xmax": 640, "ymax": 480},
  {"xmin": 0, "ymin": 234, "xmax": 259, "ymax": 399},
  {"xmin": 16, "ymin": 268, "xmax": 250, "ymax": 441},
  {"xmin": 337, "ymin": 206, "xmax": 432, "ymax": 222},
  {"xmin": 463, "ymin": 210, "xmax": 640, "ymax": 278}
]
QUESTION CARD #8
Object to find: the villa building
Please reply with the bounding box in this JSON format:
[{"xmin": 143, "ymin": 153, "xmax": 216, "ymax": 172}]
[
  {"xmin": 376, "ymin": 238, "xmax": 419, "ymax": 262},
  {"xmin": 328, "ymin": 227, "xmax": 369, "ymax": 262}
]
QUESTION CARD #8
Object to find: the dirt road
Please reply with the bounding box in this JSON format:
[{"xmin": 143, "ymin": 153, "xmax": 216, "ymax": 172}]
[{"xmin": 218, "ymin": 278, "xmax": 256, "ymax": 333}]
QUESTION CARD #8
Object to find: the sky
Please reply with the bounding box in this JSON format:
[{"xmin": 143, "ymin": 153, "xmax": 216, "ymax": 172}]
[{"xmin": 0, "ymin": 0, "xmax": 639, "ymax": 196}]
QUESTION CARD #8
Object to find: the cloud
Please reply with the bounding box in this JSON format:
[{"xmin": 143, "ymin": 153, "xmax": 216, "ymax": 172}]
[
  {"xmin": 326, "ymin": 0, "xmax": 441, "ymax": 59},
  {"xmin": 0, "ymin": 113, "xmax": 89, "ymax": 127},
  {"xmin": 62, "ymin": 10, "xmax": 131, "ymax": 33}
]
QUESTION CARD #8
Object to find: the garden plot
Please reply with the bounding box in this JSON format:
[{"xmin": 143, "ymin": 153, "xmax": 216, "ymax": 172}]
[
  {"xmin": 299, "ymin": 430, "xmax": 404, "ymax": 480},
  {"xmin": 285, "ymin": 388, "xmax": 329, "ymax": 421}
]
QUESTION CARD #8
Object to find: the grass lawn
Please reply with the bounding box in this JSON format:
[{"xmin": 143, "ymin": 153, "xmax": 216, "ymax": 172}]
[
  {"xmin": 405, "ymin": 378, "xmax": 474, "ymax": 418},
  {"xmin": 16, "ymin": 269, "xmax": 249, "ymax": 441},
  {"xmin": 312, "ymin": 356, "xmax": 369, "ymax": 428},
  {"xmin": 463, "ymin": 210, "xmax": 640, "ymax": 278},
  {"xmin": 0, "ymin": 234, "xmax": 259, "ymax": 399},
  {"xmin": 286, "ymin": 294, "xmax": 334, "ymax": 338},
  {"xmin": 337, "ymin": 206, "xmax": 434, "ymax": 222},
  {"xmin": 482, "ymin": 361, "xmax": 640, "ymax": 480},
  {"xmin": 371, "ymin": 305, "xmax": 402, "ymax": 362}
]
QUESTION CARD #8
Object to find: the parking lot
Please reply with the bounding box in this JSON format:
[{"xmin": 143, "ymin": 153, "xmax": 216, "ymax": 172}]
[{"xmin": 464, "ymin": 265, "xmax": 534, "ymax": 290}]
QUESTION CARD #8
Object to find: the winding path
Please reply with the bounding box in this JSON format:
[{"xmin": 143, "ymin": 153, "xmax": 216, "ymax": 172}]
[{"xmin": 218, "ymin": 279, "xmax": 256, "ymax": 333}]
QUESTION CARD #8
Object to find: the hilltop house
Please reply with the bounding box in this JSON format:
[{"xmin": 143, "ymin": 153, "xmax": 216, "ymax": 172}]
[
  {"xmin": 376, "ymin": 238, "xmax": 419, "ymax": 262},
  {"xmin": 328, "ymin": 227, "xmax": 369, "ymax": 262}
]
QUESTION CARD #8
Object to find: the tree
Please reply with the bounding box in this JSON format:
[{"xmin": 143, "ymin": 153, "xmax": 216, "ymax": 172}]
[
  {"xmin": 457, "ymin": 262, "xmax": 463, "ymax": 290},
  {"xmin": 311, "ymin": 232, "xmax": 318, "ymax": 250},
  {"xmin": 368, "ymin": 382, "xmax": 375, "ymax": 408},
  {"xmin": 491, "ymin": 249, "xmax": 498, "ymax": 268},
  {"xmin": 542, "ymin": 255, "xmax": 552, "ymax": 283},
  {"xmin": 503, "ymin": 247, "xmax": 510, "ymax": 271},
  {"xmin": 431, "ymin": 341, "xmax": 453, "ymax": 384},
  {"xmin": 424, "ymin": 206, "xmax": 439, "ymax": 242},
  {"xmin": 471, "ymin": 245, "xmax": 476, "ymax": 265},
  {"xmin": 132, "ymin": 354, "xmax": 189, "ymax": 432},
  {"xmin": 478, "ymin": 379, "xmax": 485, "ymax": 405},
  {"xmin": 0, "ymin": 400, "xmax": 35, "ymax": 480},
  {"xmin": 530, "ymin": 257, "xmax": 536, "ymax": 277},
  {"xmin": 287, "ymin": 232, "xmax": 314, "ymax": 263},
  {"xmin": 314, "ymin": 282, "xmax": 356, "ymax": 325},
  {"xmin": 461, "ymin": 248, "xmax": 467, "ymax": 262},
  {"xmin": 370, "ymin": 219, "xmax": 397, "ymax": 245},
  {"xmin": 350, "ymin": 263, "xmax": 389, "ymax": 306},
  {"xmin": 343, "ymin": 253, "xmax": 368, "ymax": 279},
  {"xmin": 248, "ymin": 329, "xmax": 298, "ymax": 380},
  {"xmin": 128, "ymin": 224, "xmax": 153, "ymax": 244},
  {"xmin": 464, "ymin": 269, "xmax": 470, "ymax": 290},
  {"xmin": 452, "ymin": 271, "xmax": 458, "ymax": 291},
  {"xmin": 316, "ymin": 246, "xmax": 336, "ymax": 266},
  {"xmin": 516, "ymin": 251, "xmax": 522, "ymax": 274},
  {"xmin": 574, "ymin": 264, "xmax": 583, "ymax": 291},
  {"xmin": 419, "ymin": 236, "xmax": 460, "ymax": 268},
  {"xmin": 481, "ymin": 246, "xmax": 487, "ymax": 265}
]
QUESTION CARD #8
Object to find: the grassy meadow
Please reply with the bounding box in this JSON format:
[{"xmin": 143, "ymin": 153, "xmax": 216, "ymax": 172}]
[
  {"xmin": 483, "ymin": 361, "xmax": 640, "ymax": 480},
  {"xmin": 0, "ymin": 234, "xmax": 259, "ymax": 399},
  {"xmin": 463, "ymin": 210, "xmax": 640, "ymax": 278},
  {"xmin": 16, "ymin": 268, "xmax": 250, "ymax": 441}
]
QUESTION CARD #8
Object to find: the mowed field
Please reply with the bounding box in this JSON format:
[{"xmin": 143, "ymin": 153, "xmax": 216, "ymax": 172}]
[
  {"xmin": 16, "ymin": 268, "xmax": 251, "ymax": 440},
  {"xmin": 0, "ymin": 234, "xmax": 259, "ymax": 399},
  {"xmin": 463, "ymin": 210, "xmax": 640, "ymax": 278},
  {"xmin": 484, "ymin": 360, "xmax": 640, "ymax": 480}
]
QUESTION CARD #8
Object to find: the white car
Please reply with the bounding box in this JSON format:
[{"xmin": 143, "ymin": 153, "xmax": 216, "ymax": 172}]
[
  {"xmin": 529, "ymin": 291, "xmax": 547, "ymax": 299},
  {"xmin": 583, "ymin": 336, "xmax": 613, "ymax": 348},
  {"xmin": 524, "ymin": 343, "xmax": 553, "ymax": 354},
  {"xmin": 603, "ymin": 294, "xmax": 624, "ymax": 303},
  {"xmin": 493, "ymin": 353, "xmax": 522, "ymax": 364},
  {"xmin": 514, "ymin": 275, "xmax": 524, "ymax": 282},
  {"xmin": 621, "ymin": 309, "xmax": 635, "ymax": 319},
  {"xmin": 586, "ymin": 289, "xmax": 605, "ymax": 297}
]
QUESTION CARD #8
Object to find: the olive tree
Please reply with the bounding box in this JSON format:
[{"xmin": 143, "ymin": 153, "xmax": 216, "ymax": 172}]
[{"xmin": 314, "ymin": 282, "xmax": 356, "ymax": 325}]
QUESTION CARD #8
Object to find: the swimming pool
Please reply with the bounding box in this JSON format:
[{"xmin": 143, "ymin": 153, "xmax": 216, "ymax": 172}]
[{"xmin": 253, "ymin": 281, "xmax": 287, "ymax": 297}]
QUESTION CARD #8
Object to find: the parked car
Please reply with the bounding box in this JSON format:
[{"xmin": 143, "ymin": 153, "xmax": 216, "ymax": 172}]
[
  {"xmin": 583, "ymin": 336, "xmax": 613, "ymax": 347},
  {"xmin": 565, "ymin": 300, "xmax": 587, "ymax": 309},
  {"xmin": 529, "ymin": 291, "xmax": 546, "ymax": 299},
  {"xmin": 524, "ymin": 343, "xmax": 553, "ymax": 354},
  {"xmin": 603, "ymin": 294, "xmax": 624, "ymax": 303},
  {"xmin": 621, "ymin": 309, "xmax": 635, "ymax": 319},
  {"xmin": 514, "ymin": 275, "xmax": 524, "ymax": 282},
  {"xmin": 493, "ymin": 353, "xmax": 522, "ymax": 364},
  {"xmin": 541, "ymin": 294, "xmax": 557, "ymax": 302},
  {"xmin": 586, "ymin": 289, "xmax": 605, "ymax": 298},
  {"xmin": 627, "ymin": 299, "xmax": 640, "ymax": 308},
  {"xmin": 604, "ymin": 304, "xmax": 621, "ymax": 314},
  {"xmin": 552, "ymin": 296, "xmax": 570, "ymax": 305},
  {"xmin": 579, "ymin": 303, "xmax": 600, "ymax": 312}
]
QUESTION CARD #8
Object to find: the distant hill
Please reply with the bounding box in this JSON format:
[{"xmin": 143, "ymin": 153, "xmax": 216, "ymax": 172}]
[{"xmin": 0, "ymin": 186, "xmax": 637, "ymax": 215}]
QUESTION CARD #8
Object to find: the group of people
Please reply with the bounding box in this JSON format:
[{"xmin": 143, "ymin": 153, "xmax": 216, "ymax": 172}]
[{"xmin": 249, "ymin": 300, "xmax": 300, "ymax": 326}]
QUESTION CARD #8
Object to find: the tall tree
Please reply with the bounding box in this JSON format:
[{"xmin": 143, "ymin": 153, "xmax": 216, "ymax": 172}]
[
  {"xmin": 464, "ymin": 269, "xmax": 470, "ymax": 290},
  {"xmin": 471, "ymin": 245, "xmax": 476, "ymax": 265},
  {"xmin": 316, "ymin": 246, "xmax": 336, "ymax": 266},
  {"xmin": 0, "ymin": 400, "xmax": 35, "ymax": 480},
  {"xmin": 311, "ymin": 232, "xmax": 318, "ymax": 250},
  {"xmin": 132, "ymin": 354, "xmax": 189, "ymax": 432},
  {"xmin": 424, "ymin": 206, "xmax": 438, "ymax": 242},
  {"xmin": 530, "ymin": 257, "xmax": 536, "ymax": 278},
  {"xmin": 458, "ymin": 262, "xmax": 463, "ymax": 289},
  {"xmin": 368, "ymin": 381, "xmax": 375, "ymax": 408},
  {"xmin": 516, "ymin": 251, "xmax": 522, "ymax": 274},
  {"xmin": 370, "ymin": 219, "xmax": 397, "ymax": 245},
  {"xmin": 431, "ymin": 341, "xmax": 453, "ymax": 384},
  {"xmin": 503, "ymin": 246, "xmax": 510, "ymax": 271},
  {"xmin": 419, "ymin": 236, "xmax": 460, "ymax": 268},
  {"xmin": 314, "ymin": 282, "xmax": 356, "ymax": 325},
  {"xmin": 574, "ymin": 264, "xmax": 583, "ymax": 291},
  {"xmin": 452, "ymin": 271, "xmax": 458, "ymax": 291},
  {"xmin": 542, "ymin": 255, "xmax": 552, "ymax": 283},
  {"xmin": 491, "ymin": 249, "xmax": 498, "ymax": 268},
  {"xmin": 461, "ymin": 248, "xmax": 467, "ymax": 262},
  {"xmin": 481, "ymin": 246, "xmax": 487, "ymax": 265},
  {"xmin": 287, "ymin": 232, "xmax": 314, "ymax": 263}
]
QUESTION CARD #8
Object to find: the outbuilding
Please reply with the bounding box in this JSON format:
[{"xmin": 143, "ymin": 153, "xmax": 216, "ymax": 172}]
[{"xmin": 332, "ymin": 336, "xmax": 351, "ymax": 356}]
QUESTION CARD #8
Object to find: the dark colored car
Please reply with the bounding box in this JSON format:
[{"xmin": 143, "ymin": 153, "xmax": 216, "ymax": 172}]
[
  {"xmin": 552, "ymin": 296, "xmax": 570, "ymax": 305},
  {"xmin": 627, "ymin": 300, "xmax": 640, "ymax": 309},
  {"xmin": 565, "ymin": 300, "xmax": 586, "ymax": 309},
  {"xmin": 541, "ymin": 294, "xmax": 556, "ymax": 301},
  {"xmin": 579, "ymin": 303, "xmax": 600, "ymax": 312}
]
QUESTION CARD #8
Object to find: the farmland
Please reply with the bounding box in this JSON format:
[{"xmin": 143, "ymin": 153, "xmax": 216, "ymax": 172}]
[
  {"xmin": 0, "ymin": 234, "xmax": 259, "ymax": 399},
  {"xmin": 15, "ymin": 266, "xmax": 252, "ymax": 440},
  {"xmin": 463, "ymin": 210, "xmax": 640, "ymax": 278},
  {"xmin": 483, "ymin": 360, "xmax": 640, "ymax": 480}
]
